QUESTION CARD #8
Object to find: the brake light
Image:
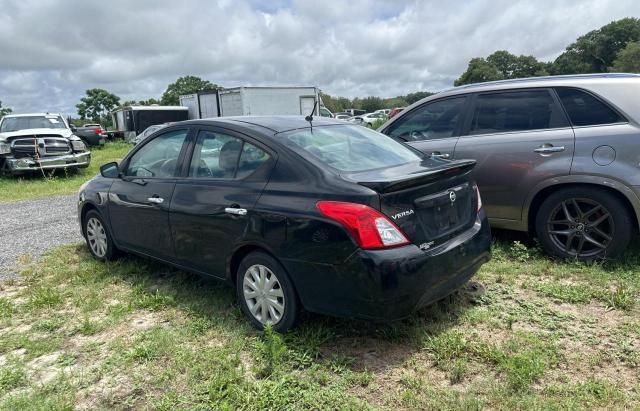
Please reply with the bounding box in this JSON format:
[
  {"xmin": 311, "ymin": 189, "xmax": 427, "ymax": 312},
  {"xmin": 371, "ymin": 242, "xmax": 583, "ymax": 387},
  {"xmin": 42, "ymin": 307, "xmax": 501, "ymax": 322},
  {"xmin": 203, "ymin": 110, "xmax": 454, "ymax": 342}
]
[
  {"xmin": 475, "ymin": 185, "xmax": 482, "ymax": 212},
  {"xmin": 316, "ymin": 201, "xmax": 410, "ymax": 249},
  {"xmin": 94, "ymin": 128, "xmax": 103, "ymax": 134}
]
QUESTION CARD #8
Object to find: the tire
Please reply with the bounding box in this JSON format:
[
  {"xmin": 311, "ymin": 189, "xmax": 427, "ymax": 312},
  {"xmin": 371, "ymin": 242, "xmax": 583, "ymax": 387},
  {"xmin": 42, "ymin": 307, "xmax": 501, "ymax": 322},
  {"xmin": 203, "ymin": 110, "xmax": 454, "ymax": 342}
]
[
  {"xmin": 83, "ymin": 210, "xmax": 119, "ymax": 261},
  {"xmin": 535, "ymin": 187, "xmax": 633, "ymax": 260},
  {"xmin": 236, "ymin": 252, "xmax": 300, "ymax": 332}
]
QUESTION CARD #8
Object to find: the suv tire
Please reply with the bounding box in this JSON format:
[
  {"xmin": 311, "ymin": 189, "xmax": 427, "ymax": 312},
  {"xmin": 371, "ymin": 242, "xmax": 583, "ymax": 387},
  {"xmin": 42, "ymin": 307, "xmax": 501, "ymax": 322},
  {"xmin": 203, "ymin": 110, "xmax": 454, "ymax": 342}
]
[
  {"xmin": 535, "ymin": 187, "xmax": 632, "ymax": 260},
  {"xmin": 236, "ymin": 252, "xmax": 300, "ymax": 332}
]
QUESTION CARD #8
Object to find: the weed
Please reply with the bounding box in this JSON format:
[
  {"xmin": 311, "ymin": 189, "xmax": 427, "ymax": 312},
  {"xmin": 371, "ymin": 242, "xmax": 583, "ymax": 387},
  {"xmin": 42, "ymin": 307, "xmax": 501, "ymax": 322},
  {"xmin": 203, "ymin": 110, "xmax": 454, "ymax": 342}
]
[{"xmin": 256, "ymin": 324, "xmax": 288, "ymax": 377}]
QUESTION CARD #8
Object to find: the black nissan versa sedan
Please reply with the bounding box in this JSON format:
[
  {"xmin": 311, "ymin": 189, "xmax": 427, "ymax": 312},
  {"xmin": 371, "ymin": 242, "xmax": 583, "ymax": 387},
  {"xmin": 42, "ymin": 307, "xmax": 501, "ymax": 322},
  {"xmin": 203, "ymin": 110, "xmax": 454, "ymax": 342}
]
[{"xmin": 78, "ymin": 116, "xmax": 491, "ymax": 331}]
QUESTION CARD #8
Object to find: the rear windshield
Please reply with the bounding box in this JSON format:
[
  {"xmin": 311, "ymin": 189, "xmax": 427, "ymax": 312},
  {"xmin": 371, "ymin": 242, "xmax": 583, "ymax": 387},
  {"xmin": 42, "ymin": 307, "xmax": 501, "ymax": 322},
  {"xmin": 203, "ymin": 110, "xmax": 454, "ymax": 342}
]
[
  {"xmin": 0, "ymin": 115, "xmax": 67, "ymax": 132},
  {"xmin": 283, "ymin": 125, "xmax": 422, "ymax": 172}
]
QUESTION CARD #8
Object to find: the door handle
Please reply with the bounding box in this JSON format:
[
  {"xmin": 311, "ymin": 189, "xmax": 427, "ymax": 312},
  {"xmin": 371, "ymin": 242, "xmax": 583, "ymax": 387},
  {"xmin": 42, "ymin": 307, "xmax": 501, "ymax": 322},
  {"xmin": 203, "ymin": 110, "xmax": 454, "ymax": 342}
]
[
  {"xmin": 225, "ymin": 207, "xmax": 247, "ymax": 216},
  {"xmin": 534, "ymin": 145, "xmax": 565, "ymax": 154},
  {"xmin": 147, "ymin": 197, "xmax": 164, "ymax": 204},
  {"xmin": 431, "ymin": 152, "xmax": 450, "ymax": 159}
]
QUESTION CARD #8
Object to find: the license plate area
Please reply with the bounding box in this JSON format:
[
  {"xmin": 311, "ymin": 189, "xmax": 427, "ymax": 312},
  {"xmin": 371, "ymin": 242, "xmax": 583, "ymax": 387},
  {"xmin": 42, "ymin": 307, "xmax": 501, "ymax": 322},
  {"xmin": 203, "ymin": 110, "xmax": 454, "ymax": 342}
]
[{"xmin": 414, "ymin": 183, "xmax": 472, "ymax": 238}]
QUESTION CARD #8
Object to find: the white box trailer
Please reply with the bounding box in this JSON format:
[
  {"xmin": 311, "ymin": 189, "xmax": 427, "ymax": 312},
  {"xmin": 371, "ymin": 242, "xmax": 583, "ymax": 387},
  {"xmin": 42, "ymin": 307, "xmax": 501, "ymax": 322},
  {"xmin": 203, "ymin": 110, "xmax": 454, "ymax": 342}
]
[{"xmin": 180, "ymin": 86, "xmax": 330, "ymax": 119}]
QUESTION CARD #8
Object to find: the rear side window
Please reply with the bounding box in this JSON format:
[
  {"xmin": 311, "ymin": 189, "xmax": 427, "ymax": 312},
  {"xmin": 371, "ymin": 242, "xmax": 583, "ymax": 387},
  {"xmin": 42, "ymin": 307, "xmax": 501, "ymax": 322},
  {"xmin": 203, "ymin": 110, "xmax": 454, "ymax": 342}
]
[
  {"xmin": 556, "ymin": 88, "xmax": 626, "ymax": 126},
  {"xmin": 386, "ymin": 97, "xmax": 467, "ymax": 141},
  {"xmin": 469, "ymin": 90, "xmax": 566, "ymax": 135},
  {"xmin": 189, "ymin": 130, "xmax": 270, "ymax": 179}
]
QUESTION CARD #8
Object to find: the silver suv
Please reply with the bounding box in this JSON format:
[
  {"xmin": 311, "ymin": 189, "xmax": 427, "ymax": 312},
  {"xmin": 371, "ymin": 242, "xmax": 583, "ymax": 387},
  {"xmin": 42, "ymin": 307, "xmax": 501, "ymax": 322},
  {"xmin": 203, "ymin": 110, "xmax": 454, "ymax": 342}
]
[{"xmin": 380, "ymin": 74, "xmax": 640, "ymax": 260}]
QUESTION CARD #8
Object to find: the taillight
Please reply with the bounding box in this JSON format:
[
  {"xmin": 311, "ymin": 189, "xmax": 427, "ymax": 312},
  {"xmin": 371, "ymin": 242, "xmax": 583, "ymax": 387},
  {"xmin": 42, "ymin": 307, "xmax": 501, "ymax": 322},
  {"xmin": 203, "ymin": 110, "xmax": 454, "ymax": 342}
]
[
  {"xmin": 316, "ymin": 201, "xmax": 410, "ymax": 249},
  {"xmin": 474, "ymin": 184, "xmax": 482, "ymax": 213},
  {"xmin": 95, "ymin": 128, "xmax": 103, "ymax": 134}
]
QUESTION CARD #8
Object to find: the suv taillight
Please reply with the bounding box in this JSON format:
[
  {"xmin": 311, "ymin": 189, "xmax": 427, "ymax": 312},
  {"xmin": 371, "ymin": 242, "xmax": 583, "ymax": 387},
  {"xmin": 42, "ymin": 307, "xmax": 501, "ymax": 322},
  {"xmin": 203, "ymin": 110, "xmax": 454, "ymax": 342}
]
[
  {"xmin": 316, "ymin": 201, "xmax": 410, "ymax": 249},
  {"xmin": 475, "ymin": 184, "xmax": 482, "ymax": 213},
  {"xmin": 94, "ymin": 128, "xmax": 103, "ymax": 134}
]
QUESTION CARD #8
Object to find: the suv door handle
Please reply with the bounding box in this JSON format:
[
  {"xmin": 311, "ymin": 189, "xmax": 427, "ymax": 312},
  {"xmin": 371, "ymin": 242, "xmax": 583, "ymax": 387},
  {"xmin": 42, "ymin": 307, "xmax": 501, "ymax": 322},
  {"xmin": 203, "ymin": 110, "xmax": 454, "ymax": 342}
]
[
  {"xmin": 147, "ymin": 197, "xmax": 164, "ymax": 204},
  {"xmin": 225, "ymin": 207, "xmax": 247, "ymax": 216},
  {"xmin": 431, "ymin": 152, "xmax": 450, "ymax": 159},
  {"xmin": 534, "ymin": 145, "xmax": 565, "ymax": 154}
]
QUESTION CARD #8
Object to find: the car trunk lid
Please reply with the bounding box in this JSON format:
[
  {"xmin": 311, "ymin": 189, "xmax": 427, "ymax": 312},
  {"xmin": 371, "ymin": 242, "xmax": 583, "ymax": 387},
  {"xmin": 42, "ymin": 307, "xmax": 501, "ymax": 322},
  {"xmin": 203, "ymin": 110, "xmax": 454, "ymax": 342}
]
[{"xmin": 343, "ymin": 159, "xmax": 478, "ymax": 250}]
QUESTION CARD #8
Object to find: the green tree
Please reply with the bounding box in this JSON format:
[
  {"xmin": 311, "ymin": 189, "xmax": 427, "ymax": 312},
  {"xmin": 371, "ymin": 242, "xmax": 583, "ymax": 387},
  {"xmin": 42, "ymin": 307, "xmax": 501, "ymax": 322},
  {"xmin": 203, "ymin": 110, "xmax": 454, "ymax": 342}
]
[
  {"xmin": 553, "ymin": 17, "xmax": 640, "ymax": 74},
  {"xmin": 320, "ymin": 93, "xmax": 352, "ymax": 113},
  {"xmin": 404, "ymin": 91, "xmax": 433, "ymax": 105},
  {"xmin": 612, "ymin": 41, "xmax": 640, "ymax": 72},
  {"xmin": 0, "ymin": 100, "xmax": 12, "ymax": 118},
  {"xmin": 76, "ymin": 88, "xmax": 120, "ymax": 126},
  {"xmin": 454, "ymin": 57, "xmax": 505, "ymax": 86},
  {"xmin": 160, "ymin": 76, "xmax": 217, "ymax": 105},
  {"xmin": 121, "ymin": 98, "xmax": 161, "ymax": 106},
  {"xmin": 486, "ymin": 51, "xmax": 549, "ymax": 79},
  {"xmin": 359, "ymin": 96, "xmax": 385, "ymax": 113}
]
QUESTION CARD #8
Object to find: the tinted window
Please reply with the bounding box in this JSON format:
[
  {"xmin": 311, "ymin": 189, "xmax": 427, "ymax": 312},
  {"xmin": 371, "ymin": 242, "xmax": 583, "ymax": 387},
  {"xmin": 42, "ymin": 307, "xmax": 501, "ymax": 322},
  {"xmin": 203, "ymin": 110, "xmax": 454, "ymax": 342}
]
[
  {"xmin": 469, "ymin": 90, "xmax": 566, "ymax": 135},
  {"xmin": 284, "ymin": 125, "xmax": 422, "ymax": 172},
  {"xmin": 556, "ymin": 88, "xmax": 625, "ymax": 126},
  {"xmin": 189, "ymin": 130, "xmax": 270, "ymax": 179},
  {"xmin": 125, "ymin": 129, "xmax": 187, "ymax": 177},
  {"xmin": 386, "ymin": 97, "xmax": 467, "ymax": 141}
]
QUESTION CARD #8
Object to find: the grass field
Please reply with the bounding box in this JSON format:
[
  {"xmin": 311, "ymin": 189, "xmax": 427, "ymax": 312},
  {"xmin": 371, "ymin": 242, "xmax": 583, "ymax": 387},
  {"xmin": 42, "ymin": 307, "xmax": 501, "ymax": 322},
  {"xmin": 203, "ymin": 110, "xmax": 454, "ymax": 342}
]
[
  {"xmin": 0, "ymin": 237, "xmax": 638, "ymax": 409},
  {"xmin": 0, "ymin": 142, "xmax": 132, "ymax": 203}
]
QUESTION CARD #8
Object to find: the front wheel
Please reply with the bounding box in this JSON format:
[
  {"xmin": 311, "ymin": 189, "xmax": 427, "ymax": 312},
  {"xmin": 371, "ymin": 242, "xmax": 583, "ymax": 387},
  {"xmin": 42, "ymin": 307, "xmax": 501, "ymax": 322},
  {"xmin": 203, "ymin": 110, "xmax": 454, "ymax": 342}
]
[
  {"xmin": 535, "ymin": 187, "xmax": 633, "ymax": 260},
  {"xmin": 236, "ymin": 252, "xmax": 300, "ymax": 332},
  {"xmin": 84, "ymin": 210, "xmax": 119, "ymax": 261}
]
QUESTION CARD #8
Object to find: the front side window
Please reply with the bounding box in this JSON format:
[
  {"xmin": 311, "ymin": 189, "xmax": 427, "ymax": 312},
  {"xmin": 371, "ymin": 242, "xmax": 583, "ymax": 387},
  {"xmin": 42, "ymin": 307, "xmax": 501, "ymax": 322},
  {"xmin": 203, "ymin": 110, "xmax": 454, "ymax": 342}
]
[
  {"xmin": 386, "ymin": 97, "xmax": 467, "ymax": 142},
  {"xmin": 189, "ymin": 130, "xmax": 270, "ymax": 179},
  {"xmin": 556, "ymin": 87, "xmax": 626, "ymax": 127},
  {"xmin": 469, "ymin": 90, "xmax": 566, "ymax": 135},
  {"xmin": 284, "ymin": 125, "xmax": 422, "ymax": 172},
  {"xmin": 125, "ymin": 129, "xmax": 187, "ymax": 177}
]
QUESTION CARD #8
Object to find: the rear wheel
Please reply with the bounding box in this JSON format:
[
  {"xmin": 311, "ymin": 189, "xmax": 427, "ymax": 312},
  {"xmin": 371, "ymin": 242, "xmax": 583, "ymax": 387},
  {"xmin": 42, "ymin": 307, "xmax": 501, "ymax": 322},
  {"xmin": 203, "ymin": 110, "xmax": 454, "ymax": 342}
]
[
  {"xmin": 84, "ymin": 210, "xmax": 119, "ymax": 261},
  {"xmin": 535, "ymin": 187, "xmax": 632, "ymax": 260},
  {"xmin": 236, "ymin": 252, "xmax": 300, "ymax": 332}
]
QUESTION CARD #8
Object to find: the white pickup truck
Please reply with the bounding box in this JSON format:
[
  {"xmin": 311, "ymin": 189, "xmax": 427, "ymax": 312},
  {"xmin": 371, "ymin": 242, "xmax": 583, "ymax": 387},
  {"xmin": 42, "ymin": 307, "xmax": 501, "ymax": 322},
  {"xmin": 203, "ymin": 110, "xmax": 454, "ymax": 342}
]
[{"xmin": 0, "ymin": 113, "xmax": 91, "ymax": 175}]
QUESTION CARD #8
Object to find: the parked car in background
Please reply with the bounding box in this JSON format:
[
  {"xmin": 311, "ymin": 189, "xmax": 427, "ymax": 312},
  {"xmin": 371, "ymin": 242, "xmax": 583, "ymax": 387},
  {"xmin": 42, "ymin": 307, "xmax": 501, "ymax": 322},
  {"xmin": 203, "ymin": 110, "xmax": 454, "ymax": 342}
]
[
  {"xmin": 134, "ymin": 123, "xmax": 171, "ymax": 145},
  {"xmin": 334, "ymin": 114, "xmax": 352, "ymax": 121},
  {"xmin": 79, "ymin": 116, "xmax": 490, "ymax": 331},
  {"xmin": 0, "ymin": 113, "xmax": 90, "ymax": 175},
  {"xmin": 343, "ymin": 108, "xmax": 366, "ymax": 117},
  {"xmin": 71, "ymin": 124, "xmax": 106, "ymax": 147},
  {"xmin": 389, "ymin": 107, "xmax": 405, "ymax": 118},
  {"xmin": 380, "ymin": 73, "xmax": 640, "ymax": 260},
  {"xmin": 350, "ymin": 112, "xmax": 388, "ymax": 127},
  {"xmin": 374, "ymin": 109, "xmax": 391, "ymax": 115}
]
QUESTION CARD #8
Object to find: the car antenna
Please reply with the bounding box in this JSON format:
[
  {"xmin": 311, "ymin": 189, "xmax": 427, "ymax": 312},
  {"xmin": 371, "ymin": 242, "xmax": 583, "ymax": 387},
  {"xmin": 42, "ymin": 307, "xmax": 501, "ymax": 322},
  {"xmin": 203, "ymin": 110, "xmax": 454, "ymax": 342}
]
[{"xmin": 305, "ymin": 100, "xmax": 318, "ymax": 126}]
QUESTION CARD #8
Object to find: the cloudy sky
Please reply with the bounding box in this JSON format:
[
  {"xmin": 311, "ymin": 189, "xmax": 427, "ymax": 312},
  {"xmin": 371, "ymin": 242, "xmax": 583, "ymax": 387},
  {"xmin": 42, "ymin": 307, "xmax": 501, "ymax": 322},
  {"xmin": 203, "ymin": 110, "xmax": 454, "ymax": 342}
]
[{"xmin": 1, "ymin": 0, "xmax": 639, "ymax": 115}]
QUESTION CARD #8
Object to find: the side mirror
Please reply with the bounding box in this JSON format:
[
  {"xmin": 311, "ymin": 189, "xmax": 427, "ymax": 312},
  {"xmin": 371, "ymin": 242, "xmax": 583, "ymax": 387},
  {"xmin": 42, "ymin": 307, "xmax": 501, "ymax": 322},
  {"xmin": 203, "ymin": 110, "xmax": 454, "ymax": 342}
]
[
  {"xmin": 70, "ymin": 125, "xmax": 77, "ymax": 132},
  {"xmin": 100, "ymin": 162, "xmax": 120, "ymax": 178}
]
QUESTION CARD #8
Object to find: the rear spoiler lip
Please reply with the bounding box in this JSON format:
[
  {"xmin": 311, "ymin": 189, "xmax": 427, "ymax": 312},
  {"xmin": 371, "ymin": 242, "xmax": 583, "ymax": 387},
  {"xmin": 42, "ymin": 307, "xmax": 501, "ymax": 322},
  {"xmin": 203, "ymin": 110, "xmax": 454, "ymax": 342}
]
[{"xmin": 352, "ymin": 159, "xmax": 477, "ymax": 194}]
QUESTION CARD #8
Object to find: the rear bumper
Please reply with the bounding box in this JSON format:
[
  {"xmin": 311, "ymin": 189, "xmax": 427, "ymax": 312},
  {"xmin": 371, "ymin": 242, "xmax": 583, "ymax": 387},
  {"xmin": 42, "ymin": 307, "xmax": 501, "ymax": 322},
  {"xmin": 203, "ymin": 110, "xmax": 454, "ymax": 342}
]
[
  {"xmin": 282, "ymin": 212, "xmax": 492, "ymax": 321},
  {"xmin": 3, "ymin": 152, "xmax": 91, "ymax": 173}
]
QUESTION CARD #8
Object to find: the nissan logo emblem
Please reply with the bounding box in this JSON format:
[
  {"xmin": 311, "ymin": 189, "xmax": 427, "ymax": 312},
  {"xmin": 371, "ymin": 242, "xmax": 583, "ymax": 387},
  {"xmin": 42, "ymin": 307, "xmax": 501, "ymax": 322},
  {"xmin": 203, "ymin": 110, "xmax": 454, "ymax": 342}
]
[{"xmin": 449, "ymin": 191, "xmax": 457, "ymax": 203}]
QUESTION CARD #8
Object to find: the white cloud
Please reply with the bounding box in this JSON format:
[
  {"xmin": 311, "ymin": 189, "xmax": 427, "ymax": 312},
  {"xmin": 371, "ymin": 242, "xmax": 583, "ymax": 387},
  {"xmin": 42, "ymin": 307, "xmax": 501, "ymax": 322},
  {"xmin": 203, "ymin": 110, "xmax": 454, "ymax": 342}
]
[{"xmin": 0, "ymin": 0, "xmax": 638, "ymax": 114}]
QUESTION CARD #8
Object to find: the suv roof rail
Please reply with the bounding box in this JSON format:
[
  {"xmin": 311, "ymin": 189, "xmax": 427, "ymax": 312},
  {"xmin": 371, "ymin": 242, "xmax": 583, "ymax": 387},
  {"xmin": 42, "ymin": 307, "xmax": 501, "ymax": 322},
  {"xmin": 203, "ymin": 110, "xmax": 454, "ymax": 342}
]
[{"xmin": 448, "ymin": 73, "xmax": 640, "ymax": 92}]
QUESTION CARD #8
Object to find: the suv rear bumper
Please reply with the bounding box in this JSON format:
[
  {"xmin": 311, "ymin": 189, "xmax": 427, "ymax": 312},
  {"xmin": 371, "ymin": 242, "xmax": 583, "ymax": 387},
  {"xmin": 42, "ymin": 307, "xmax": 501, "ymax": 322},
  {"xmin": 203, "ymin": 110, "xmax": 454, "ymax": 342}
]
[
  {"xmin": 3, "ymin": 152, "xmax": 91, "ymax": 173},
  {"xmin": 282, "ymin": 212, "xmax": 492, "ymax": 321}
]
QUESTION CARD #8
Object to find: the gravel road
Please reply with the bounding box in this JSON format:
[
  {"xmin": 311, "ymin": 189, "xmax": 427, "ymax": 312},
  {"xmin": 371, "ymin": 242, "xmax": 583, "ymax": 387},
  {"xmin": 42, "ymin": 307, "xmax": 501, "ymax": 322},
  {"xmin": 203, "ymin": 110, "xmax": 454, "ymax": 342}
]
[{"xmin": 0, "ymin": 194, "xmax": 83, "ymax": 280}]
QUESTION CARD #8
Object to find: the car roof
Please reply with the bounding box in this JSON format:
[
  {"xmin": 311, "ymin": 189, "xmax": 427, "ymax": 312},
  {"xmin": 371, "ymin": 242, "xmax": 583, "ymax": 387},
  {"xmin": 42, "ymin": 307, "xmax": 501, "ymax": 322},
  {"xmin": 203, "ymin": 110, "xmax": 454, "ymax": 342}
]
[
  {"xmin": 182, "ymin": 115, "xmax": 346, "ymax": 133},
  {"xmin": 3, "ymin": 113, "xmax": 63, "ymax": 118}
]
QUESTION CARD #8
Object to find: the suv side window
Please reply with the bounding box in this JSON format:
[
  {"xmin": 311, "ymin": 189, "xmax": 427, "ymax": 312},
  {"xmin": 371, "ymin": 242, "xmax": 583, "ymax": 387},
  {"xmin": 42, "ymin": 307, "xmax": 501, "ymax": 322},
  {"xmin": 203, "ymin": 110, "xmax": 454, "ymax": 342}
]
[
  {"xmin": 386, "ymin": 97, "xmax": 467, "ymax": 142},
  {"xmin": 125, "ymin": 129, "xmax": 188, "ymax": 178},
  {"xmin": 468, "ymin": 90, "xmax": 567, "ymax": 135},
  {"xmin": 555, "ymin": 87, "xmax": 626, "ymax": 126},
  {"xmin": 189, "ymin": 130, "xmax": 270, "ymax": 179}
]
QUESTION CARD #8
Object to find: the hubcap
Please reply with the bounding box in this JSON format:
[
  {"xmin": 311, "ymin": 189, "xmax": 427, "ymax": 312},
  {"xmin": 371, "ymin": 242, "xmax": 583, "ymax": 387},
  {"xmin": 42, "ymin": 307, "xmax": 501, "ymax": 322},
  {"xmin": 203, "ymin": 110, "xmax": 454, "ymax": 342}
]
[
  {"xmin": 86, "ymin": 217, "xmax": 108, "ymax": 258},
  {"xmin": 242, "ymin": 264, "xmax": 285, "ymax": 325},
  {"xmin": 546, "ymin": 198, "xmax": 614, "ymax": 258}
]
